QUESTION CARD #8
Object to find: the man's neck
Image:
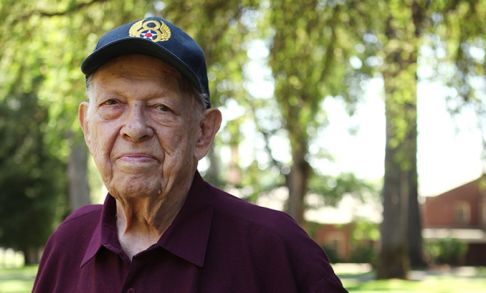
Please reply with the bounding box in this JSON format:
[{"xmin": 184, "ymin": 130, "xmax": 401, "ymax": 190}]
[{"xmin": 114, "ymin": 179, "xmax": 192, "ymax": 260}]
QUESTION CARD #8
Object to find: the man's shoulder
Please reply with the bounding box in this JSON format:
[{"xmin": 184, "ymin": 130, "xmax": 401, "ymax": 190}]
[
  {"xmin": 34, "ymin": 204, "xmax": 103, "ymax": 292},
  {"xmin": 205, "ymin": 184, "xmax": 347, "ymax": 291},
  {"xmin": 62, "ymin": 204, "xmax": 102, "ymax": 226},
  {"xmin": 207, "ymin": 185, "xmax": 303, "ymax": 239},
  {"xmin": 52, "ymin": 204, "xmax": 102, "ymax": 241}
]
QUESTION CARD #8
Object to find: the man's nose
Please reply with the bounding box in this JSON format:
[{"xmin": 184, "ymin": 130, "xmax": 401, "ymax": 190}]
[{"xmin": 120, "ymin": 104, "xmax": 154, "ymax": 142}]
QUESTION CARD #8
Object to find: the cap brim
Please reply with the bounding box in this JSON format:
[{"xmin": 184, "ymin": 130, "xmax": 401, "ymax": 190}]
[{"xmin": 81, "ymin": 38, "xmax": 204, "ymax": 96}]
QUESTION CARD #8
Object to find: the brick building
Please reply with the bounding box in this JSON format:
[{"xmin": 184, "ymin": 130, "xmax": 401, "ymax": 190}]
[
  {"xmin": 422, "ymin": 176, "xmax": 486, "ymax": 265},
  {"xmin": 304, "ymin": 194, "xmax": 381, "ymax": 262}
]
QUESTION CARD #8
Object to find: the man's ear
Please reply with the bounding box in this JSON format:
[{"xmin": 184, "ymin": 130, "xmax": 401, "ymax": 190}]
[
  {"xmin": 78, "ymin": 101, "xmax": 91, "ymax": 146},
  {"xmin": 195, "ymin": 108, "xmax": 222, "ymax": 160}
]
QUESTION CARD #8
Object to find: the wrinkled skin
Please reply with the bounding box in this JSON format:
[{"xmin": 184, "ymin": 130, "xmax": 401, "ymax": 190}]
[{"xmin": 78, "ymin": 55, "xmax": 221, "ymax": 258}]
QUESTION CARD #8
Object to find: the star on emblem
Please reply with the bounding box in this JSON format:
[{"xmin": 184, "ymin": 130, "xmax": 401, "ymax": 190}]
[{"xmin": 140, "ymin": 30, "xmax": 158, "ymax": 41}]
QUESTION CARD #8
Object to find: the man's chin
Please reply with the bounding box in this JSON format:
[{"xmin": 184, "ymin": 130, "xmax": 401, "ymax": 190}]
[{"xmin": 108, "ymin": 176, "xmax": 162, "ymax": 199}]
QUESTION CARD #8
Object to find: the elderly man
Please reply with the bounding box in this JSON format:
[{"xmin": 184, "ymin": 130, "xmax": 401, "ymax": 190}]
[{"xmin": 33, "ymin": 16, "xmax": 347, "ymax": 292}]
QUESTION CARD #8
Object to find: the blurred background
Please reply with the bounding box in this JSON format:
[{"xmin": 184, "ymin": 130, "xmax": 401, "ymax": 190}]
[{"xmin": 1, "ymin": 0, "xmax": 486, "ymax": 292}]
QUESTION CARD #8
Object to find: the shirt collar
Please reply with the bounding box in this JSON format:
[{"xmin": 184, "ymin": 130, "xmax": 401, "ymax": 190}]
[
  {"xmin": 157, "ymin": 172, "xmax": 213, "ymax": 267},
  {"xmin": 80, "ymin": 193, "xmax": 120, "ymax": 267},
  {"xmin": 81, "ymin": 172, "xmax": 213, "ymax": 268}
]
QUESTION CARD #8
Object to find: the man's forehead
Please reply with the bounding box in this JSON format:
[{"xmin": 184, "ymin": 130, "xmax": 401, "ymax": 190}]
[{"xmin": 93, "ymin": 54, "xmax": 182, "ymax": 81}]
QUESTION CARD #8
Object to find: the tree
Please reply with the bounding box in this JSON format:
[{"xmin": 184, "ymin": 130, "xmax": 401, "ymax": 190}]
[
  {"xmin": 0, "ymin": 0, "xmax": 157, "ymax": 212},
  {"xmin": 376, "ymin": 0, "xmax": 486, "ymax": 277},
  {"xmin": 0, "ymin": 67, "xmax": 67, "ymax": 264},
  {"xmin": 376, "ymin": 0, "xmax": 426, "ymax": 278},
  {"xmin": 266, "ymin": 0, "xmax": 378, "ymax": 224},
  {"xmin": 438, "ymin": 0, "xmax": 486, "ymax": 163}
]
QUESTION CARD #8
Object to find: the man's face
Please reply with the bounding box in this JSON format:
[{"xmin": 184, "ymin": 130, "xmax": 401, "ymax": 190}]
[{"xmin": 79, "ymin": 55, "xmax": 205, "ymax": 200}]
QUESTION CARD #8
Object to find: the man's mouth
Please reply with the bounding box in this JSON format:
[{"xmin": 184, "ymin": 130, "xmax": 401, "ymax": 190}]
[{"xmin": 117, "ymin": 153, "xmax": 159, "ymax": 163}]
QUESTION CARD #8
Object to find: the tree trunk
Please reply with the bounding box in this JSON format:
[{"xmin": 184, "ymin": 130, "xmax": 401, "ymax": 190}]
[
  {"xmin": 68, "ymin": 134, "xmax": 91, "ymax": 211},
  {"xmin": 407, "ymin": 134, "xmax": 425, "ymax": 268},
  {"xmin": 287, "ymin": 150, "xmax": 310, "ymax": 225},
  {"xmin": 378, "ymin": 124, "xmax": 410, "ymax": 279},
  {"xmin": 408, "ymin": 164, "xmax": 425, "ymax": 268},
  {"xmin": 22, "ymin": 247, "xmax": 40, "ymax": 265},
  {"xmin": 377, "ymin": 14, "xmax": 420, "ymax": 279}
]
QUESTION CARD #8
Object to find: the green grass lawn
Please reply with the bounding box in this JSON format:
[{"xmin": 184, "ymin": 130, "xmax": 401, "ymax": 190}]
[
  {"xmin": 336, "ymin": 264, "xmax": 486, "ymax": 292},
  {"xmin": 0, "ymin": 264, "xmax": 486, "ymax": 292},
  {"xmin": 343, "ymin": 276, "xmax": 486, "ymax": 293},
  {"xmin": 0, "ymin": 266, "xmax": 37, "ymax": 293}
]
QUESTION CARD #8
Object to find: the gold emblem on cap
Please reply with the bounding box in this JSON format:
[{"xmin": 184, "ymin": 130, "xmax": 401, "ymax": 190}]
[{"xmin": 129, "ymin": 19, "xmax": 171, "ymax": 42}]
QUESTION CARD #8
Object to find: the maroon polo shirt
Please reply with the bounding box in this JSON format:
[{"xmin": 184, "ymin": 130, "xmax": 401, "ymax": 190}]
[{"xmin": 33, "ymin": 172, "xmax": 347, "ymax": 292}]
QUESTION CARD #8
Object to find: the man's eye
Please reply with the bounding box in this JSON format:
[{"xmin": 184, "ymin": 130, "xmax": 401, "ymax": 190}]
[
  {"xmin": 153, "ymin": 104, "xmax": 171, "ymax": 112},
  {"xmin": 102, "ymin": 99, "xmax": 119, "ymax": 106}
]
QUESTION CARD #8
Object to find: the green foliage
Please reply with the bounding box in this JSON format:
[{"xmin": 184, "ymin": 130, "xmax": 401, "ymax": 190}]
[
  {"xmin": 425, "ymin": 238, "xmax": 468, "ymax": 266},
  {"xmin": 309, "ymin": 173, "xmax": 378, "ymax": 206},
  {"xmin": 268, "ymin": 0, "xmax": 345, "ymax": 148},
  {"xmin": 322, "ymin": 244, "xmax": 341, "ymax": 264},
  {"xmin": 262, "ymin": 0, "xmax": 379, "ymax": 222},
  {"xmin": 438, "ymin": 0, "xmax": 486, "ymax": 103},
  {"xmin": 350, "ymin": 243, "xmax": 377, "ymax": 264},
  {"xmin": 350, "ymin": 220, "xmax": 379, "ymax": 264},
  {"xmin": 352, "ymin": 220, "xmax": 380, "ymax": 242},
  {"xmin": 0, "ymin": 70, "xmax": 67, "ymax": 254}
]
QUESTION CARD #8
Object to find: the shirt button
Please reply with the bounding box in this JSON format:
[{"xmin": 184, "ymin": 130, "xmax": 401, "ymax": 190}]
[{"xmin": 127, "ymin": 288, "xmax": 135, "ymax": 293}]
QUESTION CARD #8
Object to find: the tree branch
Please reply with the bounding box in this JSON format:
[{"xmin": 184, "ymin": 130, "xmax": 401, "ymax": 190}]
[
  {"xmin": 245, "ymin": 99, "xmax": 287, "ymax": 174},
  {"xmin": 319, "ymin": 4, "xmax": 339, "ymax": 84},
  {"xmin": 12, "ymin": 0, "xmax": 107, "ymax": 24}
]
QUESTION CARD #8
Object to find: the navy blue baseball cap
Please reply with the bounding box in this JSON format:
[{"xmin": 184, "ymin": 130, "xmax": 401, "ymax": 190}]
[{"xmin": 81, "ymin": 16, "xmax": 211, "ymax": 108}]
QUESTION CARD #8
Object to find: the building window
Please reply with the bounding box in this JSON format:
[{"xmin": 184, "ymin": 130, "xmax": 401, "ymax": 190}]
[{"xmin": 454, "ymin": 201, "xmax": 471, "ymax": 225}]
